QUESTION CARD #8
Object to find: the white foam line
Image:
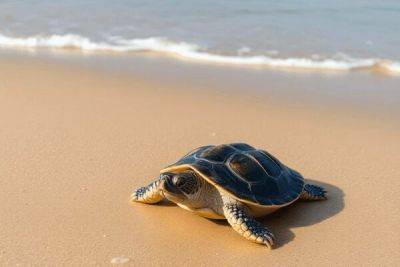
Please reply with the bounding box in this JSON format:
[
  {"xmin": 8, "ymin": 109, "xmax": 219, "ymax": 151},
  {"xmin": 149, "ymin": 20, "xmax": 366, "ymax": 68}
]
[
  {"xmin": 0, "ymin": 33, "xmax": 399, "ymax": 74},
  {"xmin": 381, "ymin": 62, "xmax": 400, "ymax": 74}
]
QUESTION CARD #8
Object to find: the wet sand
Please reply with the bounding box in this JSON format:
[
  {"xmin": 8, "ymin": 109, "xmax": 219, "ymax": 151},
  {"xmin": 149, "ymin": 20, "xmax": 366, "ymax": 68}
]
[{"xmin": 0, "ymin": 56, "xmax": 399, "ymax": 266}]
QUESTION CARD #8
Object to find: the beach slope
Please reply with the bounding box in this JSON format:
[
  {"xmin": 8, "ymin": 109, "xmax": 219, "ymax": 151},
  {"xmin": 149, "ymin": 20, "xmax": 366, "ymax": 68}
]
[{"xmin": 0, "ymin": 57, "xmax": 399, "ymax": 266}]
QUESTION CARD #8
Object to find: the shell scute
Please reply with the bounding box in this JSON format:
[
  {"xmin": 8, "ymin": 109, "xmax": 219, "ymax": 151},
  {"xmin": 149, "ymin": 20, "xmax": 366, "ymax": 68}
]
[
  {"xmin": 228, "ymin": 153, "xmax": 269, "ymax": 183},
  {"xmin": 229, "ymin": 143, "xmax": 255, "ymax": 151},
  {"xmin": 250, "ymin": 178, "xmax": 280, "ymax": 197},
  {"xmin": 207, "ymin": 164, "xmax": 232, "ymax": 186},
  {"xmin": 200, "ymin": 144, "xmax": 237, "ymax": 162},
  {"xmin": 247, "ymin": 150, "xmax": 281, "ymax": 177}
]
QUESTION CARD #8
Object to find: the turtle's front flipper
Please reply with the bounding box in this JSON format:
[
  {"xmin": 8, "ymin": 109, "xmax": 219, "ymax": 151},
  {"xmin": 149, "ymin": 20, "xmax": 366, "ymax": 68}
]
[
  {"xmin": 222, "ymin": 196, "xmax": 275, "ymax": 248},
  {"xmin": 131, "ymin": 178, "xmax": 164, "ymax": 204},
  {"xmin": 299, "ymin": 184, "xmax": 327, "ymax": 201}
]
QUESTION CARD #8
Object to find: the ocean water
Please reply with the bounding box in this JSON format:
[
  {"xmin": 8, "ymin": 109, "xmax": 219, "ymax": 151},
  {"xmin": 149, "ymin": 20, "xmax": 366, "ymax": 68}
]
[{"xmin": 0, "ymin": 0, "xmax": 399, "ymax": 73}]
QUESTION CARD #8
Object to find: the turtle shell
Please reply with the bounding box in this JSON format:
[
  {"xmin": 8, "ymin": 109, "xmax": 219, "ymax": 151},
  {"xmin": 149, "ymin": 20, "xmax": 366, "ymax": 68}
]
[{"xmin": 161, "ymin": 143, "xmax": 305, "ymax": 206}]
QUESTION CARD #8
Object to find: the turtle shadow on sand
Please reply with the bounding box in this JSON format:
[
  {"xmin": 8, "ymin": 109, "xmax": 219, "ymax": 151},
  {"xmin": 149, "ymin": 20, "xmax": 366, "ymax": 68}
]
[
  {"xmin": 152, "ymin": 179, "xmax": 344, "ymax": 248},
  {"xmin": 208, "ymin": 179, "xmax": 344, "ymax": 248}
]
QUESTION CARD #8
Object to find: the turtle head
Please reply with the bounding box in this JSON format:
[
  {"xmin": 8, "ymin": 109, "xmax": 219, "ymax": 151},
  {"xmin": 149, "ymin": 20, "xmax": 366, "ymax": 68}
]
[{"xmin": 160, "ymin": 171, "xmax": 200, "ymax": 204}]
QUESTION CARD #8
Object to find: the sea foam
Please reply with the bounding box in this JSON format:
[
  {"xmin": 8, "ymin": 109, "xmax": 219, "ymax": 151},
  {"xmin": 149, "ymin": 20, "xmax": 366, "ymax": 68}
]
[{"xmin": 0, "ymin": 33, "xmax": 399, "ymax": 75}]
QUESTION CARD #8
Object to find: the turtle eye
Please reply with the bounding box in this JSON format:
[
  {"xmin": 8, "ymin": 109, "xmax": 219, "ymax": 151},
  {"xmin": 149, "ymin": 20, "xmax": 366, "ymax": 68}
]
[
  {"xmin": 170, "ymin": 171, "xmax": 198, "ymax": 194},
  {"xmin": 173, "ymin": 176, "xmax": 186, "ymax": 188}
]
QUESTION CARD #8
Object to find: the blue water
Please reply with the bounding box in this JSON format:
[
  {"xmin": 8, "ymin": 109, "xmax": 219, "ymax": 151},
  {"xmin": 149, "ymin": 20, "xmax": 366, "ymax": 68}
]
[{"xmin": 0, "ymin": 0, "xmax": 399, "ymax": 72}]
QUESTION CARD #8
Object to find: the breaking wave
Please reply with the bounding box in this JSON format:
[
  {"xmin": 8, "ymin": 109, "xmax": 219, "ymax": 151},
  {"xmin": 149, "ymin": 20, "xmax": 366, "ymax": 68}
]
[{"xmin": 0, "ymin": 33, "xmax": 399, "ymax": 74}]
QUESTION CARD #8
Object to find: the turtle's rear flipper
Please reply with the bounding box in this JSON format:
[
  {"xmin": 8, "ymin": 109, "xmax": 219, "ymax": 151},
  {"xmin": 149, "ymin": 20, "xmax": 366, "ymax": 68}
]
[{"xmin": 299, "ymin": 184, "xmax": 327, "ymax": 201}]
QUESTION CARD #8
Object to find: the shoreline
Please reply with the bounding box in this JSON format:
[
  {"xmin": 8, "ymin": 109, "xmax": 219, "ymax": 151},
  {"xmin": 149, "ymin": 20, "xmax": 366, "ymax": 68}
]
[
  {"xmin": 0, "ymin": 33, "xmax": 400, "ymax": 75},
  {"xmin": 1, "ymin": 50, "xmax": 400, "ymax": 123},
  {"xmin": 1, "ymin": 54, "xmax": 399, "ymax": 266}
]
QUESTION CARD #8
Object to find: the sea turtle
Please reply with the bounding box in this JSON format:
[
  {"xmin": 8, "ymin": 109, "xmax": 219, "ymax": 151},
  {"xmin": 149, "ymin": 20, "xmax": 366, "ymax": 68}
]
[{"xmin": 131, "ymin": 143, "xmax": 327, "ymax": 248}]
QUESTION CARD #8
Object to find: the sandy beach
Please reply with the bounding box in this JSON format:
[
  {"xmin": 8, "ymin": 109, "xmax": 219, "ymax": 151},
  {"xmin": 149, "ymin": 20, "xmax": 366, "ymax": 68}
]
[{"xmin": 0, "ymin": 56, "xmax": 399, "ymax": 266}]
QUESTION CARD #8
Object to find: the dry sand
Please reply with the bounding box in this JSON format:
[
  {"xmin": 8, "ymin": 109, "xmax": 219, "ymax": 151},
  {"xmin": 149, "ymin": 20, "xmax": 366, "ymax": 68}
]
[{"xmin": 0, "ymin": 56, "xmax": 399, "ymax": 266}]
